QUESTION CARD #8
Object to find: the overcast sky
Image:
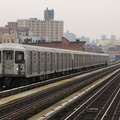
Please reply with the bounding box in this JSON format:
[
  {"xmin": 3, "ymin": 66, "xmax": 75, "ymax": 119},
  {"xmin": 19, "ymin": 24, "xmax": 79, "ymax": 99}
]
[{"xmin": 0, "ymin": 0, "xmax": 120, "ymax": 39}]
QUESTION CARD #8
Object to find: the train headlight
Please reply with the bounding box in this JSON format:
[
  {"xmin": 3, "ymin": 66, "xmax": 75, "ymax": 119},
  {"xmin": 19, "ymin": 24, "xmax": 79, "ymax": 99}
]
[{"xmin": 16, "ymin": 67, "xmax": 19, "ymax": 71}]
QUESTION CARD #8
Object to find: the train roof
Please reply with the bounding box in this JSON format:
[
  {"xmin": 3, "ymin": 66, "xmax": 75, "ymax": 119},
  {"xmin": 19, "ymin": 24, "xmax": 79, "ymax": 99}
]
[
  {"xmin": 0, "ymin": 43, "xmax": 108, "ymax": 56},
  {"xmin": 0, "ymin": 43, "xmax": 26, "ymax": 50}
]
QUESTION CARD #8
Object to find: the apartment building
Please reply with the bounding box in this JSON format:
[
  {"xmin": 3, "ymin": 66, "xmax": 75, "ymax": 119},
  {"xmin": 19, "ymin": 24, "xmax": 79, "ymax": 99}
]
[
  {"xmin": 17, "ymin": 18, "xmax": 63, "ymax": 42},
  {"xmin": 0, "ymin": 22, "xmax": 29, "ymax": 36}
]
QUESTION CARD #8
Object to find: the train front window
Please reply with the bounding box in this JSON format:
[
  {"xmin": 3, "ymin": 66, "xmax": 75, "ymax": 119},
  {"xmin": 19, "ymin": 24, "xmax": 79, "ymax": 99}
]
[
  {"xmin": 6, "ymin": 53, "xmax": 13, "ymax": 60},
  {"xmin": 3, "ymin": 51, "xmax": 13, "ymax": 60},
  {"xmin": 15, "ymin": 51, "xmax": 24, "ymax": 63}
]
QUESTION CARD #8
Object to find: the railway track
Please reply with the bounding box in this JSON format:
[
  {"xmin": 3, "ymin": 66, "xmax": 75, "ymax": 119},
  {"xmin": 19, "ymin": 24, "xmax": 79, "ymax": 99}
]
[
  {"xmin": 53, "ymin": 70, "xmax": 120, "ymax": 120},
  {"xmin": 0, "ymin": 64, "xmax": 119, "ymax": 120}
]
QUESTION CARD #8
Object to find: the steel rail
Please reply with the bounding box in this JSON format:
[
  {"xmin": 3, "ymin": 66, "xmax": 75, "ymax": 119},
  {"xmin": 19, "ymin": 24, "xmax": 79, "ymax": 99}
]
[{"xmin": 101, "ymin": 88, "xmax": 120, "ymax": 120}]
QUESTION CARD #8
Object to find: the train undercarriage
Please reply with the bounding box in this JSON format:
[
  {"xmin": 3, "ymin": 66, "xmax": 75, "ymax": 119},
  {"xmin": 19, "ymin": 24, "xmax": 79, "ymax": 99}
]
[{"xmin": 0, "ymin": 64, "xmax": 107, "ymax": 89}]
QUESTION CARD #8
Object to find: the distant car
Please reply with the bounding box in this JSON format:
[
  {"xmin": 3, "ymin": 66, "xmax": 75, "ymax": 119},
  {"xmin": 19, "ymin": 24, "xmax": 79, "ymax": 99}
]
[{"xmin": 0, "ymin": 43, "xmax": 109, "ymax": 88}]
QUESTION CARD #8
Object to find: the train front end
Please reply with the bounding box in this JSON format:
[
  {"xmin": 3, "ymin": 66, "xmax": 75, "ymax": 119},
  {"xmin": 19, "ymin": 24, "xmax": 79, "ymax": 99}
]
[{"xmin": 0, "ymin": 44, "xmax": 26, "ymax": 88}]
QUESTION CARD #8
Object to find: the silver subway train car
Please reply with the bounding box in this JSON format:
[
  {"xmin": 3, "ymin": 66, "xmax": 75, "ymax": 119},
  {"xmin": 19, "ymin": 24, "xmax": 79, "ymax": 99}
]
[{"xmin": 0, "ymin": 43, "xmax": 109, "ymax": 88}]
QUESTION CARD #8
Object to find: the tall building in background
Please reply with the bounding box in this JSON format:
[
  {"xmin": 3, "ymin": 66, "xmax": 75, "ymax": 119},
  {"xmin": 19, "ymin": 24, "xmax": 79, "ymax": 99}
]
[
  {"xmin": 44, "ymin": 8, "xmax": 54, "ymax": 20},
  {"xmin": 101, "ymin": 35, "xmax": 107, "ymax": 40},
  {"xmin": 18, "ymin": 8, "xmax": 63, "ymax": 42},
  {"xmin": 64, "ymin": 30, "xmax": 76, "ymax": 41},
  {"xmin": 77, "ymin": 36, "xmax": 90, "ymax": 45},
  {"xmin": 110, "ymin": 35, "xmax": 116, "ymax": 40},
  {"xmin": 5, "ymin": 22, "xmax": 18, "ymax": 27}
]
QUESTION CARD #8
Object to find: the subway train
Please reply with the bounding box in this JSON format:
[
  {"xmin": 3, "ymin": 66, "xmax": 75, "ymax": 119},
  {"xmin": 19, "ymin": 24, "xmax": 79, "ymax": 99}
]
[{"xmin": 0, "ymin": 43, "xmax": 109, "ymax": 88}]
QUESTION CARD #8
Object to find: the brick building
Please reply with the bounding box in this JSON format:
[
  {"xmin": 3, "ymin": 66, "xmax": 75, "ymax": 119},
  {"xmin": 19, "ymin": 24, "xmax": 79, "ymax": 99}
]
[
  {"xmin": 84, "ymin": 45, "xmax": 103, "ymax": 53},
  {"xmin": 25, "ymin": 37, "xmax": 85, "ymax": 51}
]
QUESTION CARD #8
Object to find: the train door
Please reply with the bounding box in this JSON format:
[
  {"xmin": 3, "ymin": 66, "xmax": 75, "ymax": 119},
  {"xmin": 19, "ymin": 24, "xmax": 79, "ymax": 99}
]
[
  {"xmin": 74, "ymin": 54, "xmax": 77, "ymax": 69},
  {"xmin": 72, "ymin": 54, "xmax": 74, "ymax": 70},
  {"xmin": 61, "ymin": 53, "xmax": 63, "ymax": 71},
  {"xmin": 32, "ymin": 51, "xmax": 37, "ymax": 73},
  {"xmin": 78, "ymin": 54, "xmax": 80, "ymax": 68},
  {"xmin": 80, "ymin": 54, "xmax": 82, "ymax": 68},
  {"xmin": 54, "ymin": 53, "xmax": 57, "ymax": 72},
  {"xmin": 40, "ymin": 52, "xmax": 45, "ymax": 74},
  {"xmin": 46, "ymin": 52, "xmax": 51, "ymax": 73},
  {"xmin": 81, "ymin": 54, "xmax": 84, "ymax": 68},
  {"xmin": 91, "ymin": 55, "xmax": 93, "ymax": 66},
  {"xmin": 69, "ymin": 54, "xmax": 72, "ymax": 69},
  {"xmin": 77, "ymin": 54, "xmax": 79, "ymax": 69},
  {"xmin": 51, "ymin": 53, "xmax": 55, "ymax": 72},
  {"xmin": 63, "ymin": 53, "xmax": 66, "ymax": 70},
  {"xmin": 58, "ymin": 53, "xmax": 62, "ymax": 71},
  {"xmin": 3, "ymin": 50, "xmax": 14, "ymax": 74},
  {"xmin": 0, "ymin": 51, "xmax": 2, "ymax": 75},
  {"xmin": 86, "ymin": 55, "xmax": 87, "ymax": 66},
  {"xmin": 27, "ymin": 51, "xmax": 32, "ymax": 74},
  {"xmin": 67, "ymin": 54, "xmax": 70, "ymax": 70},
  {"xmin": 38, "ymin": 52, "xmax": 40, "ymax": 73}
]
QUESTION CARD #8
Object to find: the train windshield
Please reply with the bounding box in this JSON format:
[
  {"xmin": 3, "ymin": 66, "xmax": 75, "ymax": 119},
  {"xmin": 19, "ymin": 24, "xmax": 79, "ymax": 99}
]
[{"xmin": 15, "ymin": 51, "xmax": 24, "ymax": 63}]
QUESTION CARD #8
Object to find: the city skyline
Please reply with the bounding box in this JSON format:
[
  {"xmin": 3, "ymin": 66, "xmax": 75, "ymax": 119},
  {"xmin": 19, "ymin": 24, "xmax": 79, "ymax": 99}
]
[{"xmin": 0, "ymin": 0, "xmax": 120, "ymax": 39}]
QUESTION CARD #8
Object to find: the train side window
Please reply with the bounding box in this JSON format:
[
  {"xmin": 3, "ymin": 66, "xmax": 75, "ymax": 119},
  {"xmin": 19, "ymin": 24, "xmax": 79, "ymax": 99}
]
[
  {"xmin": 47, "ymin": 53, "xmax": 50, "ymax": 63},
  {"xmin": 15, "ymin": 51, "xmax": 24, "ymax": 63}
]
